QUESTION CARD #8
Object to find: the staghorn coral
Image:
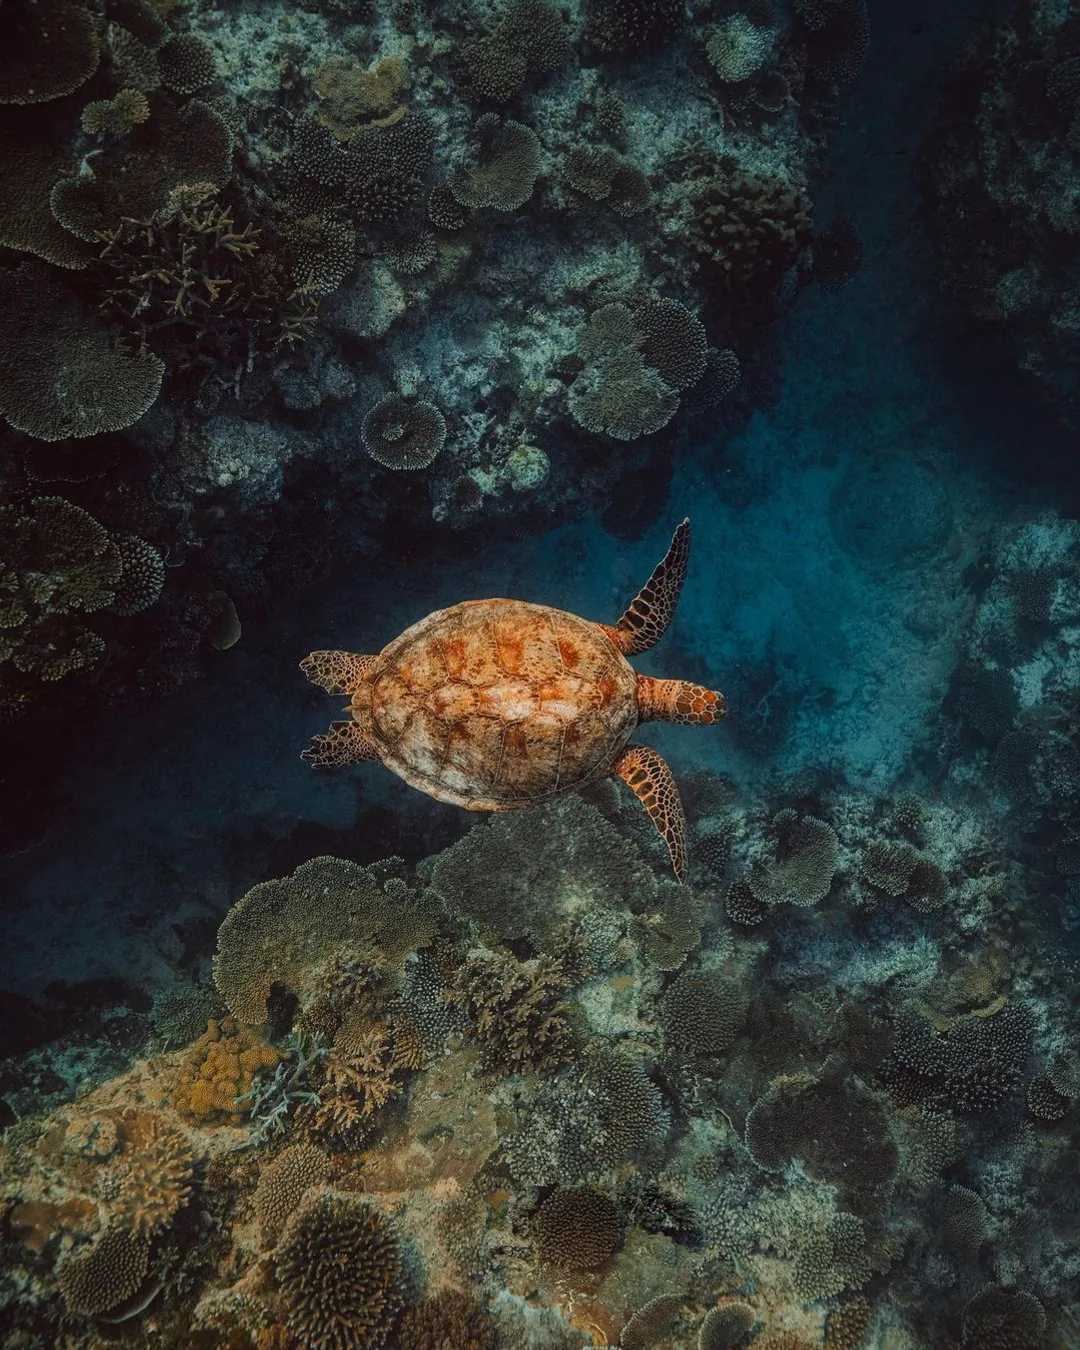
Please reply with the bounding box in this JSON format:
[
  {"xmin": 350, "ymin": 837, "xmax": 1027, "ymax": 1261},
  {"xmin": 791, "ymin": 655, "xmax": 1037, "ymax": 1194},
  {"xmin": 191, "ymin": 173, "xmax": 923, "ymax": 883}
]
[
  {"xmin": 56, "ymin": 1226, "xmax": 151, "ymax": 1317},
  {"xmin": 173, "ymin": 1016, "xmax": 281, "ymax": 1124},
  {"xmin": 698, "ymin": 1301, "xmax": 756, "ymax": 1350},
  {"xmin": 449, "ymin": 943, "xmax": 581, "ymax": 1073},
  {"xmin": 535, "ymin": 1186, "xmax": 622, "ymax": 1271},
  {"xmin": 659, "ymin": 967, "xmax": 747, "ymax": 1058},
  {"xmin": 449, "ymin": 114, "xmax": 541, "ymax": 212},
  {"xmin": 724, "ymin": 877, "xmax": 768, "ymax": 927},
  {"xmin": 113, "ymin": 1111, "xmax": 193, "ymax": 1237},
  {"xmin": 213, "ymin": 856, "xmax": 437, "ymax": 1023},
  {"xmin": 585, "ymin": 0, "xmax": 684, "ymax": 55},
  {"xmin": 462, "ymin": 0, "xmax": 568, "ymax": 103},
  {"xmin": 747, "ymin": 810, "xmax": 839, "ymax": 908},
  {"xmin": 883, "ymin": 1001, "xmax": 1033, "ymax": 1115},
  {"xmin": 1026, "ymin": 1073, "xmax": 1069, "ymax": 1122},
  {"xmin": 361, "ymin": 394, "xmax": 447, "ymax": 469},
  {"xmin": 343, "ymin": 114, "xmax": 434, "ymax": 224},
  {"xmin": 275, "ymin": 1190, "xmax": 404, "ymax": 1350},
  {"xmin": 397, "ymin": 1289, "xmax": 500, "ymax": 1349},
  {"xmin": 254, "ymin": 1142, "xmax": 333, "ymax": 1247},
  {"xmin": 705, "ymin": 14, "xmax": 774, "ymax": 84},
  {"xmin": 0, "ymin": 264, "xmax": 164, "ymax": 440},
  {"xmin": 0, "ymin": 0, "xmax": 100, "ymax": 105}
]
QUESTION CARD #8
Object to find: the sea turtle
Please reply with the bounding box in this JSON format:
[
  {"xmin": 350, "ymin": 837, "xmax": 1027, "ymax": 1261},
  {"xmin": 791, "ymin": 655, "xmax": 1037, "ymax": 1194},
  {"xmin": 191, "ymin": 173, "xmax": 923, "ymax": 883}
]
[{"xmin": 300, "ymin": 519, "xmax": 724, "ymax": 878}]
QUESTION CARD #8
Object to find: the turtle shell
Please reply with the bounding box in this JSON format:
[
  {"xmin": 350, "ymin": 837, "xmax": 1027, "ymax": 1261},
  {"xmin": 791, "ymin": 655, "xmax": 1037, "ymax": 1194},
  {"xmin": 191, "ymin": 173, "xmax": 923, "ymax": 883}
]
[{"xmin": 350, "ymin": 598, "xmax": 639, "ymax": 808}]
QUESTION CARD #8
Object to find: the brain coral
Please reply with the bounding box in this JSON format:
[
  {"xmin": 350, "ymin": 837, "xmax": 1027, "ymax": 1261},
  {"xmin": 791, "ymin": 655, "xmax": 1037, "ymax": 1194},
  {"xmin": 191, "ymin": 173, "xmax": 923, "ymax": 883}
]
[
  {"xmin": 0, "ymin": 264, "xmax": 164, "ymax": 440},
  {"xmin": 275, "ymin": 1191, "xmax": 403, "ymax": 1350},
  {"xmin": 214, "ymin": 857, "xmax": 437, "ymax": 1023}
]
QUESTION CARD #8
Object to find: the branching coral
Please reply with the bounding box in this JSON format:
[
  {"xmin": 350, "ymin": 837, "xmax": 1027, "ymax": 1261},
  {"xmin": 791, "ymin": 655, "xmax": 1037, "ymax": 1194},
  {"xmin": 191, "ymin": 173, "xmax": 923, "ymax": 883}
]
[
  {"xmin": 747, "ymin": 810, "xmax": 839, "ymax": 908},
  {"xmin": 882, "ymin": 1001, "xmax": 1033, "ymax": 1115},
  {"xmin": 563, "ymin": 145, "xmax": 649, "ymax": 216},
  {"xmin": 705, "ymin": 14, "xmax": 774, "ymax": 83},
  {"xmin": 659, "ymin": 967, "xmax": 747, "ymax": 1058},
  {"xmin": 961, "ymin": 1285, "xmax": 1046, "ymax": 1349},
  {"xmin": 254, "ymin": 1142, "xmax": 333, "ymax": 1247},
  {"xmin": 361, "ymin": 394, "xmax": 447, "ymax": 469},
  {"xmin": 584, "ymin": 0, "xmax": 685, "ymax": 55},
  {"xmin": 157, "ymin": 33, "xmax": 218, "ymax": 95},
  {"xmin": 449, "ymin": 114, "xmax": 541, "ymax": 212},
  {"xmin": 698, "ymin": 1301, "xmax": 756, "ymax": 1350},
  {"xmin": 397, "ymin": 1290, "xmax": 500, "ymax": 1349},
  {"xmin": 448, "ymin": 943, "xmax": 582, "ymax": 1073},
  {"xmin": 213, "ymin": 856, "xmax": 437, "ymax": 1023},
  {"xmin": 0, "ymin": 264, "xmax": 164, "ymax": 440},
  {"xmin": 634, "ymin": 882, "xmax": 704, "ymax": 970},
  {"xmin": 462, "ymin": 0, "xmax": 568, "ymax": 102},
  {"xmin": 535, "ymin": 1186, "xmax": 622, "ymax": 1271},
  {"xmin": 57, "ymin": 1226, "xmax": 151, "ymax": 1317},
  {"xmin": 275, "ymin": 1191, "xmax": 404, "ymax": 1350},
  {"xmin": 792, "ymin": 1213, "xmax": 873, "ymax": 1301},
  {"xmin": 114, "ymin": 1111, "xmax": 194, "ymax": 1237},
  {"xmin": 688, "ymin": 168, "xmax": 812, "ymax": 308}
]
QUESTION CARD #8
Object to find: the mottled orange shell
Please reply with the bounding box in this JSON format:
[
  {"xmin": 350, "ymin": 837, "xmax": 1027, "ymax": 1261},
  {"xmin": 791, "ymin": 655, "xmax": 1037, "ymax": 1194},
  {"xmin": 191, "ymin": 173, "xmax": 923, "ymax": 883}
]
[{"xmin": 349, "ymin": 599, "xmax": 639, "ymax": 809}]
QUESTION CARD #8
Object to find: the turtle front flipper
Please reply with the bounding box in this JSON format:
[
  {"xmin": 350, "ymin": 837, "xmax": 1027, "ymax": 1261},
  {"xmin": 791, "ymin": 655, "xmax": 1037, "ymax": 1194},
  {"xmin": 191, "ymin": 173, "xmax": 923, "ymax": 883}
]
[
  {"xmin": 602, "ymin": 518, "xmax": 690, "ymax": 656},
  {"xmin": 302, "ymin": 721, "xmax": 380, "ymax": 768},
  {"xmin": 612, "ymin": 744, "xmax": 688, "ymax": 881},
  {"xmin": 300, "ymin": 650, "xmax": 374, "ymax": 695}
]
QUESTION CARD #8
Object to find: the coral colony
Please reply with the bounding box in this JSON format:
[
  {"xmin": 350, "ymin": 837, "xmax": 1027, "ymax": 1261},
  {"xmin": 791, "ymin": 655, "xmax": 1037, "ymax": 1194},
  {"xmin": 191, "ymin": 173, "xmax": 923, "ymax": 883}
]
[{"xmin": 2, "ymin": 0, "xmax": 1080, "ymax": 1348}]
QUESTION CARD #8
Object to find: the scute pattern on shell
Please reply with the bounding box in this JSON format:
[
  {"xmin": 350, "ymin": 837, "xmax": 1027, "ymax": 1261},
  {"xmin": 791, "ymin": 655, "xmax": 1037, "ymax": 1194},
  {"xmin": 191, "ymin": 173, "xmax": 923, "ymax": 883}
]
[{"xmin": 354, "ymin": 599, "xmax": 638, "ymax": 807}]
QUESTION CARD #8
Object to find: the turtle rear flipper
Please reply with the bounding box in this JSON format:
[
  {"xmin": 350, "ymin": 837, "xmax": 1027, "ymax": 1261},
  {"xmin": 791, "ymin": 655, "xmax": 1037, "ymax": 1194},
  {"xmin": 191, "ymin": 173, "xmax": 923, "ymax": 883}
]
[
  {"xmin": 300, "ymin": 650, "xmax": 374, "ymax": 695},
  {"xmin": 603, "ymin": 518, "xmax": 690, "ymax": 656},
  {"xmin": 612, "ymin": 743, "xmax": 688, "ymax": 881},
  {"xmin": 302, "ymin": 721, "xmax": 380, "ymax": 768}
]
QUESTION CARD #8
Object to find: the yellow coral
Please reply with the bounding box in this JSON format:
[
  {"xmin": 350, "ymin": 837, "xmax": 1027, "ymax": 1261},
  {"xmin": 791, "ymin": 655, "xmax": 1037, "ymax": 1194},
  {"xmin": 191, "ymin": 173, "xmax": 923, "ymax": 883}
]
[
  {"xmin": 173, "ymin": 1017, "xmax": 279, "ymax": 1125},
  {"xmin": 313, "ymin": 56, "xmax": 408, "ymax": 140}
]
